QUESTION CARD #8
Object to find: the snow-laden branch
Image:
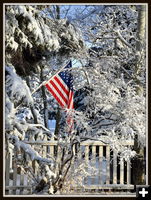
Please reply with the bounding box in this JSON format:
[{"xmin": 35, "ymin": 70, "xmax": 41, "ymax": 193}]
[
  {"xmin": 6, "ymin": 66, "xmax": 33, "ymax": 107},
  {"xmin": 8, "ymin": 135, "xmax": 54, "ymax": 165}
]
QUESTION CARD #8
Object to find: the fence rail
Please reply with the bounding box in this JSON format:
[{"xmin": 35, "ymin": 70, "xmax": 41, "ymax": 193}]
[{"xmin": 5, "ymin": 138, "xmax": 134, "ymax": 195}]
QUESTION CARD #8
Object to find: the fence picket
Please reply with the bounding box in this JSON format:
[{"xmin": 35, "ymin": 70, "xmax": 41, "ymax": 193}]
[
  {"xmin": 106, "ymin": 146, "xmax": 110, "ymax": 184},
  {"xmin": 50, "ymin": 137, "xmax": 54, "ymax": 158},
  {"xmin": 99, "ymin": 146, "xmax": 103, "ymax": 185},
  {"xmin": 120, "ymin": 158, "xmax": 124, "ymax": 184},
  {"xmin": 127, "ymin": 160, "xmax": 131, "ymax": 184},
  {"xmin": 113, "ymin": 151, "xmax": 117, "ymax": 184},
  {"xmin": 42, "ymin": 135, "xmax": 47, "ymax": 158},
  {"xmin": 55, "ymin": 145, "xmax": 61, "ymax": 174},
  {"xmin": 84, "ymin": 145, "xmax": 89, "ymax": 185},
  {"xmin": 91, "ymin": 145, "xmax": 96, "ymax": 184},
  {"xmin": 13, "ymin": 160, "xmax": 17, "ymax": 194},
  {"xmin": 5, "ymin": 153, "xmax": 10, "ymax": 188}
]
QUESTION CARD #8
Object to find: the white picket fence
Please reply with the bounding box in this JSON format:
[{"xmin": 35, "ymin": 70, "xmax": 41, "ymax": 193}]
[{"xmin": 5, "ymin": 137, "xmax": 134, "ymax": 195}]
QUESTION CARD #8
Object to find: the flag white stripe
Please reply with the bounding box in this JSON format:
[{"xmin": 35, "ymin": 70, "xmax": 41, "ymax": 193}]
[
  {"xmin": 47, "ymin": 82, "xmax": 67, "ymax": 107},
  {"xmin": 56, "ymin": 74, "xmax": 69, "ymax": 92},
  {"xmin": 53, "ymin": 79, "xmax": 69, "ymax": 100}
]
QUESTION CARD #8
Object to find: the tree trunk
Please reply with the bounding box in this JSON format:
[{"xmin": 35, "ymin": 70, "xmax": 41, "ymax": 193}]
[
  {"xmin": 40, "ymin": 66, "xmax": 48, "ymax": 128},
  {"xmin": 132, "ymin": 136, "xmax": 146, "ymax": 185},
  {"xmin": 132, "ymin": 5, "xmax": 146, "ymax": 185},
  {"xmin": 54, "ymin": 107, "xmax": 61, "ymax": 136},
  {"xmin": 136, "ymin": 5, "xmax": 146, "ymax": 51},
  {"xmin": 26, "ymin": 76, "xmax": 39, "ymax": 124},
  {"xmin": 135, "ymin": 5, "xmax": 146, "ymax": 78},
  {"xmin": 56, "ymin": 5, "xmax": 60, "ymax": 19}
]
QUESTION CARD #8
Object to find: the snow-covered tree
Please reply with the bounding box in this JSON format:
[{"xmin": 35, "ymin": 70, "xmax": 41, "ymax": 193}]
[
  {"xmin": 5, "ymin": 4, "xmax": 146, "ymax": 194},
  {"xmin": 71, "ymin": 5, "xmax": 146, "ymax": 184},
  {"xmin": 5, "ymin": 5, "xmax": 85, "ymax": 194}
]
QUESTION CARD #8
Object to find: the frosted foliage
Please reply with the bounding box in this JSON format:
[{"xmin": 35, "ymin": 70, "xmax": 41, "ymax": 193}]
[
  {"xmin": 95, "ymin": 70, "xmax": 145, "ymax": 147},
  {"xmin": 16, "ymin": 108, "xmax": 33, "ymax": 123},
  {"xmin": 5, "ymin": 5, "xmax": 83, "ymax": 56},
  {"xmin": 62, "ymin": 158, "xmax": 98, "ymax": 194},
  {"xmin": 5, "ymin": 93, "xmax": 14, "ymax": 131},
  {"xmin": 9, "ymin": 135, "xmax": 53, "ymax": 165},
  {"xmin": 6, "ymin": 66, "xmax": 33, "ymax": 106},
  {"xmin": 72, "ymin": 59, "xmax": 145, "ymax": 152}
]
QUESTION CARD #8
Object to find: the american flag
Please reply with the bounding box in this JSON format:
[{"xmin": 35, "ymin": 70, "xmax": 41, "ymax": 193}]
[
  {"xmin": 45, "ymin": 61, "xmax": 74, "ymax": 109},
  {"xmin": 45, "ymin": 61, "xmax": 74, "ymax": 132}
]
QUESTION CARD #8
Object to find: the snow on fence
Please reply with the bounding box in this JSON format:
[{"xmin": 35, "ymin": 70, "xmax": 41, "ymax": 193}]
[{"xmin": 5, "ymin": 137, "xmax": 134, "ymax": 195}]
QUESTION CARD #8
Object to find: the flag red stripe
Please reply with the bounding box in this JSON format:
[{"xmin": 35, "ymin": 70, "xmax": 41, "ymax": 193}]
[
  {"xmin": 54, "ymin": 76, "xmax": 69, "ymax": 96},
  {"xmin": 70, "ymin": 98, "xmax": 74, "ymax": 109},
  {"xmin": 53, "ymin": 79, "xmax": 68, "ymax": 100},
  {"xmin": 45, "ymin": 84, "xmax": 65, "ymax": 108},
  {"xmin": 68, "ymin": 98, "xmax": 73, "ymax": 109},
  {"xmin": 49, "ymin": 80, "xmax": 68, "ymax": 105}
]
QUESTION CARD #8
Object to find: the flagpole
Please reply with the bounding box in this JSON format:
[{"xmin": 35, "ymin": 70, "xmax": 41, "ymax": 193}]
[
  {"xmin": 31, "ymin": 61, "xmax": 71, "ymax": 95},
  {"xmin": 15, "ymin": 61, "xmax": 71, "ymax": 110}
]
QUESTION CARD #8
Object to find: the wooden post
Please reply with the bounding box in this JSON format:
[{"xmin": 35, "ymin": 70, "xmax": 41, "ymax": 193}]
[
  {"xmin": 5, "ymin": 152, "xmax": 11, "ymax": 195},
  {"xmin": 54, "ymin": 107, "xmax": 61, "ymax": 136},
  {"xmin": 127, "ymin": 160, "xmax": 131, "ymax": 184},
  {"xmin": 85, "ymin": 145, "xmax": 89, "ymax": 163},
  {"xmin": 50, "ymin": 145, "xmax": 54, "ymax": 158},
  {"xmin": 54, "ymin": 145, "xmax": 61, "ymax": 174},
  {"xmin": 113, "ymin": 151, "xmax": 117, "ymax": 184},
  {"xmin": 20, "ymin": 171, "xmax": 24, "ymax": 195},
  {"xmin": 106, "ymin": 146, "xmax": 110, "ymax": 184},
  {"xmin": 120, "ymin": 158, "xmax": 124, "ymax": 184},
  {"xmin": 85, "ymin": 145, "xmax": 89, "ymax": 185},
  {"xmin": 91, "ymin": 145, "xmax": 96, "ymax": 184},
  {"xmin": 5, "ymin": 153, "xmax": 10, "ymax": 187},
  {"xmin": 42, "ymin": 135, "xmax": 47, "ymax": 158},
  {"xmin": 99, "ymin": 146, "xmax": 103, "ymax": 185},
  {"xmin": 16, "ymin": 168, "xmax": 21, "ymax": 195},
  {"xmin": 13, "ymin": 157, "xmax": 17, "ymax": 194}
]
